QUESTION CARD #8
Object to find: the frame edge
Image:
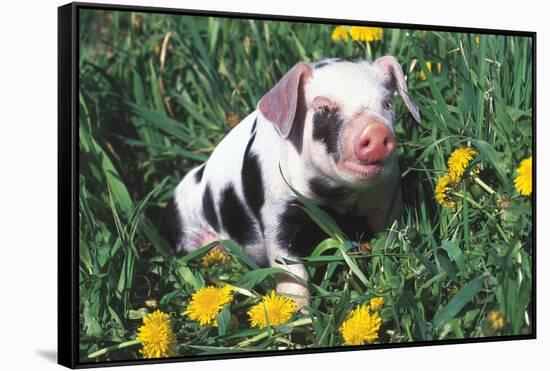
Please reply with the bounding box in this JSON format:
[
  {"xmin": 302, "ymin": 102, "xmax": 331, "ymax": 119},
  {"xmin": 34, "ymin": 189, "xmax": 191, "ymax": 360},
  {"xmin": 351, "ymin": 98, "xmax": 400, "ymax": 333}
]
[
  {"xmin": 65, "ymin": 3, "xmax": 537, "ymax": 368},
  {"xmin": 58, "ymin": 2, "xmax": 78, "ymax": 369}
]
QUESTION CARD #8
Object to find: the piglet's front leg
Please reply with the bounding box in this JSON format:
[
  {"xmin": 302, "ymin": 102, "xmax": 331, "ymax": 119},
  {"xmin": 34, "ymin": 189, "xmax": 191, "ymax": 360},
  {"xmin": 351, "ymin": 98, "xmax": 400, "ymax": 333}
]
[{"xmin": 267, "ymin": 244, "xmax": 310, "ymax": 311}]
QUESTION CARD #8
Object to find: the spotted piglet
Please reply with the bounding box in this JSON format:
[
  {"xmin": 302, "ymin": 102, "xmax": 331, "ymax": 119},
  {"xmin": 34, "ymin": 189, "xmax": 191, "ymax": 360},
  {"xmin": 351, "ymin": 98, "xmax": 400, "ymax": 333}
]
[{"xmin": 166, "ymin": 56, "xmax": 421, "ymax": 309}]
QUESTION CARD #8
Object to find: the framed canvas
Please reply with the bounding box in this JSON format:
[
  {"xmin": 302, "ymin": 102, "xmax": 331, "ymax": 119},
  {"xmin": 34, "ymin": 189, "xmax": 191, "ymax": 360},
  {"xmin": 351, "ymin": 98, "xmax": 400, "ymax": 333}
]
[{"xmin": 58, "ymin": 2, "xmax": 536, "ymax": 368}]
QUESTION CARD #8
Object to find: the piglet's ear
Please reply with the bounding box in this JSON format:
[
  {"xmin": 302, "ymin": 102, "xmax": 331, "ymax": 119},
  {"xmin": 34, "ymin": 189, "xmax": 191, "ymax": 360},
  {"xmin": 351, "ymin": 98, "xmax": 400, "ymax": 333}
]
[
  {"xmin": 375, "ymin": 56, "xmax": 421, "ymax": 123},
  {"xmin": 257, "ymin": 62, "xmax": 312, "ymax": 138}
]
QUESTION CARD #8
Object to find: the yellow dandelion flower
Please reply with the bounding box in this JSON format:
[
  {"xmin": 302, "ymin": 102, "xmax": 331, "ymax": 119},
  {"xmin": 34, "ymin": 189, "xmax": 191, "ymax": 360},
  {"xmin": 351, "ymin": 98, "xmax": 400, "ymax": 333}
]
[
  {"xmin": 137, "ymin": 310, "xmax": 177, "ymax": 359},
  {"xmin": 487, "ymin": 310, "xmax": 505, "ymax": 331},
  {"xmin": 447, "ymin": 147, "xmax": 478, "ymax": 180},
  {"xmin": 349, "ymin": 26, "xmax": 383, "ymax": 42},
  {"xmin": 182, "ymin": 285, "xmax": 233, "ymax": 326},
  {"xmin": 247, "ymin": 291, "xmax": 297, "ymax": 329},
  {"xmin": 475, "ymin": 35, "xmax": 481, "ymax": 45},
  {"xmin": 369, "ymin": 297, "xmax": 385, "ymax": 312},
  {"xmin": 419, "ymin": 61, "xmax": 442, "ymax": 81},
  {"xmin": 331, "ymin": 26, "xmax": 349, "ymax": 42},
  {"xmin": 514, "ymin": 156, "xmax": 532, "ymax": 196},
  {"xmin": 201, "ymin": 247, "xmax": 230, "ymax": 267},
  {"xmin": 435, "ymin": 173, "xmax": 457, "ymax": 208},
  {"xmin": 340, "ymin": 304, "xmax": 382, "ymax": 345}
]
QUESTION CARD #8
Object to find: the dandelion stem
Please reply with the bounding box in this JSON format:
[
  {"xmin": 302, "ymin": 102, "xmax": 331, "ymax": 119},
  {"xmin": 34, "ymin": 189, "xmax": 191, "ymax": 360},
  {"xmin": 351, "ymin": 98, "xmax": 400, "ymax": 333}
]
[
  {"xmin": 349, "ymin": 277, "xmax": 364, "ymax": 294},
  {"xmin": 451, "ymin": 192, "xmax": 483, "ymax": 209},
  {"xmin": 451, "ymin": 192, "xmax": 510, "ymax": 243},
  {"xmin": 236, "ymin": 317, "xmax": 313, "ymax": 348},
  {"xmin": 473, "ymin": 176, "xmax": 498, "ymax": 196},
  {"xmin": 87, "ymin": 339, "xmax": 141, "ymax": 359}
]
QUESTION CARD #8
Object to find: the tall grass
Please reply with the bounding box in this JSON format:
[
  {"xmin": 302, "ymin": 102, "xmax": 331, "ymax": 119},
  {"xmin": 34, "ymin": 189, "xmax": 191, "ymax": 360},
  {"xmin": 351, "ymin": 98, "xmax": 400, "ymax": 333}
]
[{"xmin": 78, "ymin": 9, "xmax": 533, "ymax": 362}]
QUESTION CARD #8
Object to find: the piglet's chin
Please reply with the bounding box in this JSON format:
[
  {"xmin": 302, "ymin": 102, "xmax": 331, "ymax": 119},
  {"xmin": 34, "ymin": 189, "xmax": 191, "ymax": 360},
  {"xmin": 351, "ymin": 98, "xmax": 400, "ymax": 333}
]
[{"xmin": 343, "ymin": 159, "xmax": 385, "ymax": 180}]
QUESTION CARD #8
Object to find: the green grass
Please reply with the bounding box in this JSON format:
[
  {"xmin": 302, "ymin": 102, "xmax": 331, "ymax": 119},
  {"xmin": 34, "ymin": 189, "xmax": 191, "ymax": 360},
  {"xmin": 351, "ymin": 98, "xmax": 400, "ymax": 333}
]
[{"xmin": 78, "ymin": 9, "xmax": 533, "ymax": 362}]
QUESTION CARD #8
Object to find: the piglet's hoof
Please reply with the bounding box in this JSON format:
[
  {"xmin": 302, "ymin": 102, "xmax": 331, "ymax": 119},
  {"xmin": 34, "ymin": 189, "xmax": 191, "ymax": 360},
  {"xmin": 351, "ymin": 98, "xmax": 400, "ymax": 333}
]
[{"xmin": 276, "ymin": 282, "xmax": 310, "ymax": 314}]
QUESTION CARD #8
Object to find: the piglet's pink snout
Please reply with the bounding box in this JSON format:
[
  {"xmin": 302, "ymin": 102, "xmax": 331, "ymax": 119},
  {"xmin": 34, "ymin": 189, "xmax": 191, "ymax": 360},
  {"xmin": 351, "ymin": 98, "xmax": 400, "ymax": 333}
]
[{"xmin": 353, "ymin": 123, "xmax": 395, "ymax": 164}]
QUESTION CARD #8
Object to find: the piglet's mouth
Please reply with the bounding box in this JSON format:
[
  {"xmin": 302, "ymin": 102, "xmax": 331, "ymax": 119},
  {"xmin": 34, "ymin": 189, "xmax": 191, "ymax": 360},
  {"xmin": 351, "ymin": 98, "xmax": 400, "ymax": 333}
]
[{"xmin": 344, "ymin": 160, "xmax": 385, "ymax": 177}]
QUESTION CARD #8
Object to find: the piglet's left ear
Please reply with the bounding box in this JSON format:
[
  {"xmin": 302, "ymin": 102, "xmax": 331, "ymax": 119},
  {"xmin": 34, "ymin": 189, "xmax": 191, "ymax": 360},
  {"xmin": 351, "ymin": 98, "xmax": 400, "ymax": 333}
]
[
  {"xmin": 375, "ymin": 56, "xmax": 421, "ymax": 123},
  {"xmin": 257, "ymin": 62, "xmax": 312, "ymax": 138}
]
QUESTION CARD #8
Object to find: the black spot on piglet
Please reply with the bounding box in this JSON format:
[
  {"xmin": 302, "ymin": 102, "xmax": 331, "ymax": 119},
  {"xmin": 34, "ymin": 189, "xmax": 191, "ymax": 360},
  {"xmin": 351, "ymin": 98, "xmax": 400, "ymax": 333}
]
[
  {"xmin": 277, "ymin": 198, "xmax": 371, "ymax": 257},
  {"xmin": 242, "ymin": 129, "xmax": 265, "ymax": 232},
  {"xmin": 220, "ymin": 185, "xmax": 258, "ymax": 246},
  {"xmin": 312, "ymin": 107, "xmax": 345, "ymax": 161},
  {"xmin": 277, "ymin": 200, "xmax": 326, "ymax": 256},
  {"xmin": 194, "ymin": 164, "xmax": 205, "ymax": 183},
  {"xmin": 164, "ymin": 196, "xmax": 183, "ymax": 249},
  {"xmin": 308, "ymin": 176, "xmax": 351, "ymax": 202},
  {"xmin": 202, "ymin": 184, "xmax": 220, "ymax": 232}
]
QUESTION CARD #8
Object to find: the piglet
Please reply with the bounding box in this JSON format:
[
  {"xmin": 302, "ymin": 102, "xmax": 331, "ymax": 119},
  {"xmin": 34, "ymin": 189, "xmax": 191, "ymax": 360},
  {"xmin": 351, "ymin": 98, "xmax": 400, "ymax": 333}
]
[{"xmin": 166, "ymin": 56, "xmax": 420, "ymax": 308}]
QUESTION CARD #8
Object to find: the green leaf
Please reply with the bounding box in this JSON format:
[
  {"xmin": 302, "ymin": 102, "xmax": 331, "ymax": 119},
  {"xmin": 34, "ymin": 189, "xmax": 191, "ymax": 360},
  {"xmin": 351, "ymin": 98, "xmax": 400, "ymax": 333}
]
[
  {"xmin": 237, "ymin": 267, "xmax": 289, "ymax": 289},
  {"xmin": 124, "ymin": 100, "xmax": 192, "ymax": 143},
  {"xmin": 222, "ymin": 240, "xmax": 260, "ymax": 270},
  {"xmin": 472, "ymin": 139, "xmax": 509, "ymax": 186},
  {"xmin": 432, "ymin": 275, "xmax": 485, "ymax": 328},
  {"xmin": 178, "ymin": 241, "xmax": 219, "ymax": 264},
  {"xmin": 413, "ymin": 250, "xmax": 438, "ymax": 276},
  {"xmin": 80, "ymin": 239, "xmax": 93, "ymax": 274},
  {"xmin": 339, "ymin": 243, "xmax": 370, "ymax": 289},
  {"xmin": 176, "ymin": 263, "xmax": 203, "ymax": 290},
  {"xmin": 279, "ymin": 165, "xmax": 347, "ymax": 241},
  {"xmin": 216, "ymin": 305, "xmax": 232, "ymax": 336},
  {"xmin": 436, "ymin": 249, "xmax": 458, "ymax": 283},
  {"xmin": 399, "ymin": 289, "xmax": 433, "ymax": 341},
  {"xmin": 126, "ymin": 178, "xmax": 169, "ymax": 249},
  {"xmin": 80, "ymin": 125, "xmax": 134, "ymax": 214},
  {"xmin": 128, "ymin": 308, "xmax": 149, "ymax": 320},
  {"xmin": 440, "ymin": 241, "xmax": 466, "ymax": 276},
  {"xmin": 310, "ymin": 237, "xmax": 342, "ymax": 257}
]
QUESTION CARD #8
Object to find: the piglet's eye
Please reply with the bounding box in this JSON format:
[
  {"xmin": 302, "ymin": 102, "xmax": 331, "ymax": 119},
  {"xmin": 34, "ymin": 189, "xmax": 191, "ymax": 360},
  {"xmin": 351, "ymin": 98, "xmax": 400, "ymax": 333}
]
[{"xmin": 383, "ymin": 97, "xmax": 393, "ymax": 110}]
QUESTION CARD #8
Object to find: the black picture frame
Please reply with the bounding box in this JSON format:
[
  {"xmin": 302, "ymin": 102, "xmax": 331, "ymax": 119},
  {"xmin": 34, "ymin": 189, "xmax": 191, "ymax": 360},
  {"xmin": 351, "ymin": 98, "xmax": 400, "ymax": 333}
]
[{"xmin": 58, "ymin": 2, "xmax": 536, "ymax": 369}]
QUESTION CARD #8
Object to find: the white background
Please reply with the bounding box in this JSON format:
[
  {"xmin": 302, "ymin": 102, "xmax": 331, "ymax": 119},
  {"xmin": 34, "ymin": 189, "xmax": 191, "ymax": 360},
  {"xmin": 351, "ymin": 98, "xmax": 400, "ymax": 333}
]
[{"xmin": 0, "ymin": 0, "xmax": 546, "ymax": 369}]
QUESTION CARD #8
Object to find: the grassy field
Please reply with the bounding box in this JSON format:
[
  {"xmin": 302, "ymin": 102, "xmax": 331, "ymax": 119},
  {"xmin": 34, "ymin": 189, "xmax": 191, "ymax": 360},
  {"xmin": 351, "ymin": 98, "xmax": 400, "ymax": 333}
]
[{"xmin": 78, "ymin": 8, "xmax": 533, "ymax": 362}]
